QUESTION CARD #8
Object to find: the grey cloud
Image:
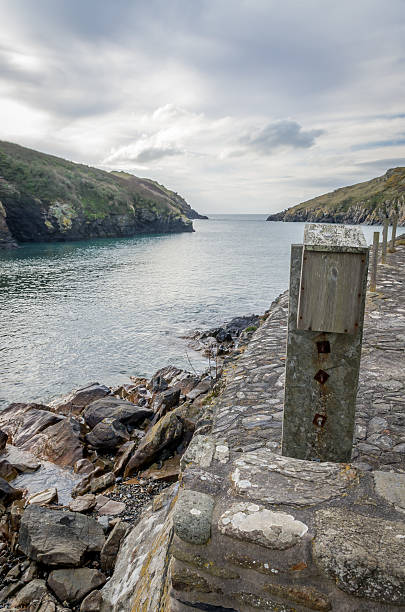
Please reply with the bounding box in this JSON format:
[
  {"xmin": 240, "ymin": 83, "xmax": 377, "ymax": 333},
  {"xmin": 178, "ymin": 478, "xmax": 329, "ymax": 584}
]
[
  {"xmin": 134, "ymin": 147, "xmax": 182, "ymax": 163},
  {"xmin": 241, "ymin": 120, "xmax": 324, "ymax": 155}
]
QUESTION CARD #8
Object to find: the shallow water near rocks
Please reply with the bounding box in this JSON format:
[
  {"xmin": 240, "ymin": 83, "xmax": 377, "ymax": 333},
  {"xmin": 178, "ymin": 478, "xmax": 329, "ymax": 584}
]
[{"xmin": 0, "ymin": 215, "xmax": 383, "ymax": 409}]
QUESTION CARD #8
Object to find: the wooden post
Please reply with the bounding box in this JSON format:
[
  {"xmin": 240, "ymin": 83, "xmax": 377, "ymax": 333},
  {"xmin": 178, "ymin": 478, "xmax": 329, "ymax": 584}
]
[
  {"xmin": 389, "ymin": 214, "xmax": 398, "ymax": 253},
  {"xmin": 369, "ymin": 231, "xmax": 379, "ymax": 291},
  {"xmin": 282, "ymin": 224, "xmax": 369, "ymax": 463},
  {"xmin": 381, "ymin": 218, "xmax": 389, "ymax": 263}
]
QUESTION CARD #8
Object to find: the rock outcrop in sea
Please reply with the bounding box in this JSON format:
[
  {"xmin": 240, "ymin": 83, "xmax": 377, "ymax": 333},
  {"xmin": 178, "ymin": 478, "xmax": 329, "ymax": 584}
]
[
  {"xmin": 0, "ymin": 140, "xmax": 207, "ymax": 248},
  {"xmin": 267, "ymin": 167, "xmax": 405, "ymax": 225}
]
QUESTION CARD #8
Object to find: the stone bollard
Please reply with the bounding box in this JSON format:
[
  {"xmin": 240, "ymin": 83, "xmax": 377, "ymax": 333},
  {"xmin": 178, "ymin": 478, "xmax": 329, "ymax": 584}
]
[
  {"xmin": 282, "ymin": 224, "xmax": 369, "ymax": 462},
  {"xmin": 369, "ymin": 231, "xmax": 379, "ymax": 291}
]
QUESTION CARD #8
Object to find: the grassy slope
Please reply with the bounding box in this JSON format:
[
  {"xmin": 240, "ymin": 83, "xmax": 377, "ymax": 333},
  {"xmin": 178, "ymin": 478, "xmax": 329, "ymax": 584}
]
[
  {"xmin": 0, "ymin": 141, "xmax": 193, "ymax": 223},
  {"xmin": 269, "ymin": 168, "xmax": 405, "ymax": 222}
]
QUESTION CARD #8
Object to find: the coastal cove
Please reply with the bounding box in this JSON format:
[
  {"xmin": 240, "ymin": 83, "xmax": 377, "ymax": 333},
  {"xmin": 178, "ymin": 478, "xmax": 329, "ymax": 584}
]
[{"xmin": 0, "ymin": 216, "xmax": 383, "ymax": 409}]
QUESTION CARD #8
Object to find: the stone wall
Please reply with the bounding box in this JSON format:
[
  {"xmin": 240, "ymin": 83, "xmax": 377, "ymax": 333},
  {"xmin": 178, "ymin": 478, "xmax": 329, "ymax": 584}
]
[{"xmin": 101, "ymin": 242, "xmax": 405, "ymax": 612}]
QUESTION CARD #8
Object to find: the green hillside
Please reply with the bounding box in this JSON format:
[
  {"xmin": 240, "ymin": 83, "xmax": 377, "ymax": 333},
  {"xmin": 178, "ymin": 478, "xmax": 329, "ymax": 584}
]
[
  {"xmin": 0, "ymin": 141, "xmax": 205, "ymax": 247},
  {"xmin": 267, "ymin": 168, "xmax": 405, "ymax": 225}
]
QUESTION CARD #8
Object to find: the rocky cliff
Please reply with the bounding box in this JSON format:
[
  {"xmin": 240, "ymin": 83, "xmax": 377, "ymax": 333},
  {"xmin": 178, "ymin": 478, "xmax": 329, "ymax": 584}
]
[
  {"xmin": 0, "ymin": 141, "xmax": 206, "ymax": 247},
  {"xmin": 267, "ymin": 167, "xmax": 405, "ymax": 225}
]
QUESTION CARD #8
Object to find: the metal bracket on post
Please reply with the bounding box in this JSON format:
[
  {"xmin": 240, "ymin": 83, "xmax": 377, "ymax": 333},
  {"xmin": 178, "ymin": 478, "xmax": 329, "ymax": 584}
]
[{"xmin": 281, "ymin": 224, "xmax": 369, "ymax": 463}]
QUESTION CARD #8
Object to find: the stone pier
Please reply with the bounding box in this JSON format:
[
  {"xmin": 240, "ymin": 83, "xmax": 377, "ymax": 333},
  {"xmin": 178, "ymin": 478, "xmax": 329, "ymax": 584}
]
[{"xmin": 102, "ymin": 237, "xmax": 405, "ymax": 612}]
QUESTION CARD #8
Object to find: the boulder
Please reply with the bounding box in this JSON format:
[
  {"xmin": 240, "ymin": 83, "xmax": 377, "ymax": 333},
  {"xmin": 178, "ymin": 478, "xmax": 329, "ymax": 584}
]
[
  {"xmin": 19, "ymin": 505, "xmax": 105, "ymax": 566},
  {"xmin": 0, "ymin": 477, "xmax": 23, "ymax": 505},
  {"xmin": 80, "ymin": 589, "xmax": 104, "ymax": 611},
  {"xmin": 0, "ymin": 430, "xmax": 7, "ymax": 453},
  {"xmin": 0, "ymin": 458, "xmax": 18, "ymax": 482},
  {"xmin": 86, "ymin": 418, "xmax": 130, "ymax": 449},
  {"xmin": 139, "ymin": 454, "xmax": 180, "ymax": 483},
  {"xmin": 113, "ymin": 441, "xmax": 136, "ymax": 475},
  {"xmin": 10, "ymin": 456, "xmax": 41, "ymax": 473},
  {"xmin": 100, "ymin": 520, "xmax": 130, "ymax": 572},
  {"xmin": 90, "ymin": 471, "xmax": 115, "ymax": 494},
  {"xmin": 50, "ymin": 383, "xmax": 111, "ymax": 416},
  {"xmin": 19, "ymin": 417, "xmax": 84, "ymax": 468},
  {"xmin": 27, "ymin": 487, "xmax": 58, "ymax": 506},
  {"xmin": 11, "ymin": 578, "xmax": 48, "ymax": 608},
  {"xmin": 97, "ymin": 498, "xmax": 126, "ymax": 517},
  {"xmin": 69, "ymin": 494, "xmax": 96, "ymax": 513},
  {"xmin": 153, "ymin": 387, "xmax": 181, "ymax": 413},
  {"xmin": 0, "ymin": 403, "xmax": 61, "ymax": 446},
  {"xmin": 48, "ymin": 568, "xmax": 106, "ymax": 604},
  {"xmin": 83, "ymin": 397, "xmax": 152, "ymax": 429},
  {"xmin": 124, "ymin": 408, "xmax": 184, "ymax": 476},
  {"xmin": 185, "ymin": 378, "xmax": 212, "ymax": 401},
  {"xmin": 74, "ymin": 458, "xmax": 94, "ymax": 475}
]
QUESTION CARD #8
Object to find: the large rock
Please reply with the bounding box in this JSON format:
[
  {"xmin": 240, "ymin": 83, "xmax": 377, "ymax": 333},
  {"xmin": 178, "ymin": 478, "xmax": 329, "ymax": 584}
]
[
  {"xmin": 0, "ymin": 477, "xmax": 23, "ymax": 505},
  {"xmin": 0, "ymin": 430, "xmax": 7, "ymax": 453},
  {"xmin": 19, "ymin": 505, "xmax": 105, "ymax": 566},
  {"xmin": 11, "ymin": 578, "xmax": 48, "ymax": 608},
  {"xmin": 314, "ymin": 508, "xmax": 405, "ymax": 604},
  {"xmin": 19, "ymin": 417, "xmax": 84, "ymax": 468},
  {"xmin": 100, "ymin": 520, "xmax": 130, "ymax": 572},
  {"xmin": 86, "ymin": 418, "xmax": 129, "ymax": 449},
  {"xmin": 0, "ymin": 403, "xmax": 61, "ymax": 446},
  {"xmin": 83, "ymin": 397, "xmax": 152, "ymax": 429},
  {"xmin": 80, "ymin": 590, "xmax": 104, "ymax": 611},
  {"xmin": 50, "ymin": 383, "xmax": 110, "ymax": 416},
  {"xmin": 0, "ymin": 458, "xmax": 18, "ymax": 482},
  {"xmin": 124, "ymin": 407, "xmax": 184, "ymax": 476},
  {"xmin": 48, "ymin": 568, "xmax": 106, "ymax": 604},
  {"xmin": 113, "ymin": 441, "xmax": 136, "ymax": 475}
]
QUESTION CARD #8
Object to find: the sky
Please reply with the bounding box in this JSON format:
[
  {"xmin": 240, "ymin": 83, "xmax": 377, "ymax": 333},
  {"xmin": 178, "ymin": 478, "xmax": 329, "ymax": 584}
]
[{"xmin": 0, "ymin": 0, "xmax": 405, "ymax": 214}]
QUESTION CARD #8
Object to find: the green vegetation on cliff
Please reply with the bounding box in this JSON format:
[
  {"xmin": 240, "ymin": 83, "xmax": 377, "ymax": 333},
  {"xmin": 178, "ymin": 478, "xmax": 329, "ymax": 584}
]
[
  {"xmin": 267, "ymin": 168, "xmax": 405, "ymax": 225},
  {"xmin": 0, "ymin": 141, "xmax": 205, "ymax": 245}
]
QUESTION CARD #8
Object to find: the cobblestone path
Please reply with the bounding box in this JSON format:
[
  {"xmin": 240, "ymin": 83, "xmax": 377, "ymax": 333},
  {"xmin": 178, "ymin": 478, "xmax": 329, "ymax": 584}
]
[{"xmin": 205, "ymin": 238, "xmax": 405, "ymax": 472}]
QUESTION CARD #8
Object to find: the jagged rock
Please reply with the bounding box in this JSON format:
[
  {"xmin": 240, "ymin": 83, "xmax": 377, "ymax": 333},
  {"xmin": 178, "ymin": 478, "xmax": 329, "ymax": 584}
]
[
  {"xmin": 21, "ymin": 561, "xmax": 38, "ymax": 583},
  {"xmin": 10, "ymin": 456, "xmax": 40, "ymax": 473},
  {"xmin": 139, "ymin": 455, "xmax": 180, "ymax": 483},
  {"xmin": 97, "ymin": 498, "xmax": 126, "ymax": 517},
  {"xmin": 19, "ymin": 505, "xmax": 105, "ymax": 566},
  {"xmin": 0, "ymin": 403, "xmax": 61, "ymax": 446},
  {"xmin": 0, "ymin": 430, "xmax": 7, "ymax": 453},
  {"xmin": 48, "ymin": 568, "xmax": 106, "ymax": 604},
  {"xmin": 72, "ymin": 473, "xmax": 93, "ymax": 498},
  {"xmin": 86, "ymin": 418, "xmax": 130, "ymax": 449},
  {"xmin": 69, "ymin": 494, "xmax": 96, "ymax": 513},
  {"xmin": 0, "ymin": 458, "xmax": 18, "ymax": 482},
  {"xmin": 90, "ymin": 471, "xmax": 115, "ymax": 494},
  {"xmin": 50, "ymin": 383, "xmax": 110, "ymax": 416},
  {"xmin": 153, "ymin": 387, "xmax": 181, "ymax": 413},
  {"xmin": 74, "ymin": 458, "xmax": 94, "ymax": 475},
  {"xmin": 19, "ymin": 417, "xmax": 84, "ymax": 468},
  {"xmin": 186, "ymin": 378, "xmax": 212, "ymax": 401},
  {"xmin": 0, "ymin": 477, "xmax": 23, "ymax": 505},
  {"xmin": 100, "ymin": 520, "xmax": 129, "ymax": 572},
  {"xmin": 11, "ymin": 578, "xmax": 48, "ymax": 607},
  {"xmin": 0, "ymin": 580, "xmax": 23, "ymax": 603},
  {"xmin": 80, "ymin": 589, "xmax": 104, "ymax": 611},
  {"xmin": 83, "ymin": 397, "xmax": 152, "ymax": 429},
  {"xmin": 113, "ymin": 441, "xmax": 136, "ymax": 475},
  {"xmin": 124, "ymin": 408, "xmax": 184, "ymax": 476},
  {"xmin": 28, "ymin": 487, "xmax": 58, "ymax": 506}
]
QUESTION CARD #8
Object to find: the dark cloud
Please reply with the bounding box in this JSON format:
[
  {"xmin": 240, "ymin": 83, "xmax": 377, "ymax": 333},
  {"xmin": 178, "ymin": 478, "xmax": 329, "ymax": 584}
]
[{"xmin": 240, "ymin": 120, "xmax": 324, "ymax": 155}]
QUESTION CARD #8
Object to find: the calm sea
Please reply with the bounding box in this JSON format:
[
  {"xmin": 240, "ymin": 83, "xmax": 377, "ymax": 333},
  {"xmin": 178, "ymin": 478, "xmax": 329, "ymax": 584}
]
[{"xmin": 0, "ymin": 215, "xmax": 383, "ymax": 408}]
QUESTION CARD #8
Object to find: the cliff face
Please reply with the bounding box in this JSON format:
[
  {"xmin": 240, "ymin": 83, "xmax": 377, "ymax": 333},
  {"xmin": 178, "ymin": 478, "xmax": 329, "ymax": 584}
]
[
  {"xmin": 267, "ymin": 167, "xmax": 405, "ymax": 225},
  {"xmin": 0, "ymin": 141, "xmax": 206, "ymax": 246}
]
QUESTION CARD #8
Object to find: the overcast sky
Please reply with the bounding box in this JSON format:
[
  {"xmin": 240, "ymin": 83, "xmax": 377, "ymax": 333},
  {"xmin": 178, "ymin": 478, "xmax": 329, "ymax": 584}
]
[{"xmin": 0, "ymin": 0, "xmax": 404, "ymax": 214}]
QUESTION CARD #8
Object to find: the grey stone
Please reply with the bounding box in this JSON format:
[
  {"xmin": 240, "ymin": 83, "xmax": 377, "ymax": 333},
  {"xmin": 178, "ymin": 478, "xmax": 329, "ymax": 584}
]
[
  {"xmin": 48, "ymin": 568, "xmax": 106, "ymax": 604},
  {"xmin": 100, "ymin": 520, "xmax": 130, "ymax": 572},
  {"xmin": 314, "ymin": 508, "xmax": 405, "ymax": 604},
  {"xmin": 11, "ymin": 578, "xmax": 48, "ymax": 607},
  {"xmin": 230, "ymin": 449, "xmax": 358, "ymax": 506},
  {"xmin": 180, "ymin": 435, "xmax": 215, "ymax": 470},
  {"xmin": 367, "ymin": 416, "xmax": 388, "ymax": 435},
  {"xmin": 173, "ymin": 489, "xmax": 215, "ymax": 544},
  {"xmin": 50, "ymin": 383, "xmax": 110, "ymax": 416},
  {"xmin": 18, "ymin": 505, "xmax": 105, "ymax": 566},
  {"xmin": 83, "ymin": 397, "xmax": 151, "ymax": 429},
  {"xmin": 373, "ymin": 471, "xmax": 405, "ymax": 510},
  {"xmin": 241, "ymin": 414, "xmax": 274, "ymax": 429},
  {"xmin": 80, "ymin": 590, "xmax": 103, "ymax": 611},
  {"xmin": 218, "ymin": 502, "xmax": 308, "ymax": 550},
  {"xmin": 69, "ymin": 494, "xmax": 96, "ymax": 513},
  {"xmin": 86, "ymin": 418, "xmax": 130, "ymax": 449},
  {"xmin": 90, "ymin": 471, "xmax": 115, "ymax": 494}
]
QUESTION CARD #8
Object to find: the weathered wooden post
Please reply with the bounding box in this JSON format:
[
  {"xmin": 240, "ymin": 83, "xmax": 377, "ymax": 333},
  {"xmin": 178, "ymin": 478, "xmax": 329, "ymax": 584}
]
[
  {"xmin": 282, "ymin": 224, "xmax": 369, "ymax": 462},
  {"xmin": 381, "ymin": 218, "xmax": 389, "ymax": 263},
  {"xmin": 389, "ymin": 214, "xmax": 398, "ymax": 253},
  {"xmin": 369, "ymin": 231, "xmax": 379, "ymax": 291}
]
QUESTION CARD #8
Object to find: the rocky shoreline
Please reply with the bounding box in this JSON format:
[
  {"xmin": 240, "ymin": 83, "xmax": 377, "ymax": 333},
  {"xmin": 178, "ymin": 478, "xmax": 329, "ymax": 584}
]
[{"xmin": 0, "ymin": 311, "xmax": 260, "ymax": 611}]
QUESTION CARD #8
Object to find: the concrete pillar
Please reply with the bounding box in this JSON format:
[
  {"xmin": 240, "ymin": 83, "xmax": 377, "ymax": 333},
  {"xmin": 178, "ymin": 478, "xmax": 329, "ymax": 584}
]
[{"xmin": 281, "ymin": 224, "xmax": 369, "ymax": 462}]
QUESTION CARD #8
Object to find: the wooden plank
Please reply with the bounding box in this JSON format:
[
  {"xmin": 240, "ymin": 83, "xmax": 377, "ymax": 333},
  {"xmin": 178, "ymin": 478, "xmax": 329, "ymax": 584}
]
[{"xmin": 297, "ymin": 249, "xmax": 367, "ymax": 334}]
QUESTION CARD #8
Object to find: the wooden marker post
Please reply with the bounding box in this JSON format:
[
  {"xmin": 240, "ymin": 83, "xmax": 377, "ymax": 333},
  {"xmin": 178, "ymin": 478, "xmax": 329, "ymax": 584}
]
[
  {"xmin": 389, "ymin": 214, "xmax": 398, "ymax": 253},
  {"xmin": 282, "ymin": 224, "xmax": 369, "ymax": 462},
  {"xmin": 370, "ymin": 231, "xmax": 379, "ymax": 292},
  {"xmin": 381, "ymin": 218, "xmax": 389, "ymax": 263}
]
